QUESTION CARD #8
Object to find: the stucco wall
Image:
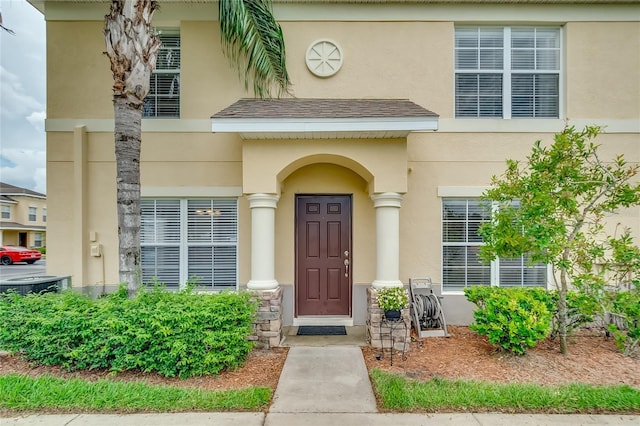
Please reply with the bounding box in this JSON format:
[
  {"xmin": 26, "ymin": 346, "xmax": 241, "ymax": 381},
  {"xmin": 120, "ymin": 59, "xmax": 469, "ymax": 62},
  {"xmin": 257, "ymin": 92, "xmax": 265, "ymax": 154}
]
[
  {"xmin": 42, "ymin": 2, "xmax": 639, "ymax": 326},
  {"xmin": 565, "ymin": 22, "xmax": 640, "ymax": 119}
]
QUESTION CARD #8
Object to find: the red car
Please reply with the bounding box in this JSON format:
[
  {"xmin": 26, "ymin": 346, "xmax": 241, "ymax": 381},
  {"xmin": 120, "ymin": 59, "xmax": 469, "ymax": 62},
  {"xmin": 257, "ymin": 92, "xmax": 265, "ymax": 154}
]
[{"xmin": 0, "ymin": 246, "xmax": 42, "ymax": 265}]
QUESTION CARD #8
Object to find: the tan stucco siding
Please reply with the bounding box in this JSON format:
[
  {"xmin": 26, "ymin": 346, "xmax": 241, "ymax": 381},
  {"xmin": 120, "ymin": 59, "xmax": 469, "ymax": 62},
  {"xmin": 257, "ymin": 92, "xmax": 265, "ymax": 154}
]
[
  {"xmin": 565, "ymin": 22, "xmax": 640, "ymax": 119},
  {"xmin": 243, "ymin": 139, "xmax": 407, "ymax": 194},
  {"xmin": 140, "ymin": 132, "xmax": 242, "ymax": 188},
  {"xmin": 10, "ymin": 197, "xmax": 47, "ymax": 228},
  {"xmin": 45, "ymin": 129, "xmax": 245, "ymax": 288},
  {"xmin": 141, "ymin": 133, "xmax": 241, "ymax": 162},
  {"xmin": 181, "ymin": 21, "xmax": 252, "ymax": 118},
  {"xmin": 47, "ymin": 21, "xmax": 112, "ymax": 119},
  {"xmin": 281, "ymin": 21, "xmax": 454, "ymax": 118},
  {"xmin": 401, "ymin": 131, "xmax": 640, "ymax": 288},
  {"xmin": 45, "ymin": 19, "xmax": 640, "ymax": 123},
  {"xmin": 45, "ymin": 160, "xmax": 76, "ymax": 277},
  {"xmin": 41, "ymin": 3, "xmax": 639, "ymax": 304}
]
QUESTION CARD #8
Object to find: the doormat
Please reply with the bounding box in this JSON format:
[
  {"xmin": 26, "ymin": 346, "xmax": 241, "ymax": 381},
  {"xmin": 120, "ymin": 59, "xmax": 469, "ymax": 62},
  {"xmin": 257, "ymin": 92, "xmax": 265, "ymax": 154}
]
[{"xmin": 297, "ymin": 326, "xmax": 347, "ymax": 336}]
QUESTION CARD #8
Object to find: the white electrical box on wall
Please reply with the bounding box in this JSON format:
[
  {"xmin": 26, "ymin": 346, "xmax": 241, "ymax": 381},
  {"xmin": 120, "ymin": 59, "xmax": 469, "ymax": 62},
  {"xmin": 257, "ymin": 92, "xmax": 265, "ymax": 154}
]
[{"xmin": 90, "ymin": 244, "xmax": 102, "ymax": 257}]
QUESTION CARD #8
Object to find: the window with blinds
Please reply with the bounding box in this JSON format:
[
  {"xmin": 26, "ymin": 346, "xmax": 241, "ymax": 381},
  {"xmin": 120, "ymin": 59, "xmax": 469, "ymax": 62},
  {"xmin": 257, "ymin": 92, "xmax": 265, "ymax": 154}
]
[
  {"xmin": 143, "ymin": 29, "xmax": 180, "ymax": 118},
  {"xmin": 455, "ymin": 26, "xmax": 560, "ymax": 119},
  {"xmin": 442, "ymin": 199, "xmax": 492, "ymax": 292},
  {"xmin": 141, "ymin": 199, "xmax": 238, "ymax": 290},
  {"xmin": 442, "ymin": 199, "xmax": 548, "ymax": 292},
  {"xmin": 28, "ymin": 207, "xmax": 37, "ymax": 222}
]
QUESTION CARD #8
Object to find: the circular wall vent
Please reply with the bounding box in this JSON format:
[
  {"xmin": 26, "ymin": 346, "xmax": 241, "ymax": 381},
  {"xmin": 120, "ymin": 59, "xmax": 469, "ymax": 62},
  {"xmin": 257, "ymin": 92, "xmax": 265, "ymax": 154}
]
[{"xmin": 305, "ymin": 39, "xmax": 343, "ymax": 78}]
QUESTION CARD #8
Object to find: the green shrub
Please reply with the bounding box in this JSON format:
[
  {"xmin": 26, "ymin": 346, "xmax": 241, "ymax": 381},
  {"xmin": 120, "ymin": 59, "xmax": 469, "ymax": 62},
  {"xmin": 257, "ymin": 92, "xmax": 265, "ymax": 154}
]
[
  {"xmin": 607, "ymin": 288, "xmax": 640, "ymax": 357},
  {"xmin": 535, "ymin": 290, "xmax": 598, "ymax": 340},
  {"xmin": 464, "ymin": 286, "xmax": 552, "ymax": 355},
  {"xmin": 0, "ymin": 286, "xmax": 257, "ymax": 378}
]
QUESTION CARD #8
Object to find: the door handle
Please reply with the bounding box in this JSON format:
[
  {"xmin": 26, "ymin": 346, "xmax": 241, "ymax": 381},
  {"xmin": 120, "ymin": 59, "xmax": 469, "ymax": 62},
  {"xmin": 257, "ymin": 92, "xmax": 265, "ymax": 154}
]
[{"xmin": 344, "ymin": 258, "xmax": 349, "ymax": 277}]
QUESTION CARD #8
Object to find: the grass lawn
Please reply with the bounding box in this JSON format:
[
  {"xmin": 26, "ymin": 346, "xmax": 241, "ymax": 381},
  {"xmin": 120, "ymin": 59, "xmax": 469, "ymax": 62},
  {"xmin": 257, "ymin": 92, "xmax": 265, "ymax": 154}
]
[
  {"xmin": 0, "ymin": 374, "xmax": 271, "ymax": 413},
  {"xmin": 371, "ymin": 369, "xmax": 640, "ymax": 413}
]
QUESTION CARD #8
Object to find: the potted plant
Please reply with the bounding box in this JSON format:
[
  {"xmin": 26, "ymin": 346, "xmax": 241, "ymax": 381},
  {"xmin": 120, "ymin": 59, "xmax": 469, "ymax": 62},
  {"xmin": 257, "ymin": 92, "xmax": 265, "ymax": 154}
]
[{"xmin": 377, "ymin": 286, "xmax": 408, "ymax": 320}]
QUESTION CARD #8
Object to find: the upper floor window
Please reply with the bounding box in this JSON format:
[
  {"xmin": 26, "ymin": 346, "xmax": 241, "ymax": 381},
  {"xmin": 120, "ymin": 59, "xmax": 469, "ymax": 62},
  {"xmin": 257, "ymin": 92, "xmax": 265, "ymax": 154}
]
[
  {"xmin": 42, "ymin": 208, "xmax": 47, "ymax": 222},
  {"xmin": 442, "ymin": 198, "xmax": 548, "ymax": 292},
  {"xmin": 455, "ymin": 26, "xmax": 561, "ymax": 119},
  {"xmin": 143, "ymin": 29, "xmax": 180, "ymax": 118},
  {"xmin": 28, "ymin": 207, "xmax": 37, "ymax": 222},
  {"xmin": 1, "ymin": 205, "xmax": 9, "ymax": 219}
]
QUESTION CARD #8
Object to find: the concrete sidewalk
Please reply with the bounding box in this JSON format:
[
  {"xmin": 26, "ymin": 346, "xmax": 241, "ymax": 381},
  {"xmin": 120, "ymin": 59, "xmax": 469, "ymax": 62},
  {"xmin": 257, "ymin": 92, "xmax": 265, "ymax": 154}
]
[
  {"xmin": 3, "ymin": 411, "xmax": 639, "ymax": 425},
  {"xmin": 2, "ymin": 345, "xmax": 639, "ymax": 425}
]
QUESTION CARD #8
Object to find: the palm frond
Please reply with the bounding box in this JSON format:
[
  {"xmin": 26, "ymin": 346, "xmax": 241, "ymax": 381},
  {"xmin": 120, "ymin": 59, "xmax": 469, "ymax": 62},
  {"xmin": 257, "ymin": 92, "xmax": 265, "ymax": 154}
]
[
  {"xmin": 0, "ymin": 12, "xmax": 16, "ymax": 35},
  {"xmin": 219, "ymin": 0, "xmax": 291, "ymax": 98}
]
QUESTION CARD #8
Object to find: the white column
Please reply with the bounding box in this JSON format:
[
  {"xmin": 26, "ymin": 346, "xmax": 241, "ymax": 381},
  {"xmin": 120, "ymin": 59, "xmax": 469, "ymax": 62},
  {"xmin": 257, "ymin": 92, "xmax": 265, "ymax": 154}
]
[
  {"xmin": 371, "ymin": 192, "xmax": 403, "ymax": 289},
  {"xmin": 246, "ymin": 193, "xmax": 280, "ymax": 290}
]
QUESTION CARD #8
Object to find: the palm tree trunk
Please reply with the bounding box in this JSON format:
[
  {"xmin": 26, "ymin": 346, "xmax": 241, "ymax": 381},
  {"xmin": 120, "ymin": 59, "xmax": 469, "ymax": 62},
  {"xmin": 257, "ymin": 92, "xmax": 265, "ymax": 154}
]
[
  {"xmin": 114, "ymin": 96, "xmax": 142, "ymax": 292},
  {"xmin": 105, "ymin": 0, "xmax": 160, "ymax": 293}
]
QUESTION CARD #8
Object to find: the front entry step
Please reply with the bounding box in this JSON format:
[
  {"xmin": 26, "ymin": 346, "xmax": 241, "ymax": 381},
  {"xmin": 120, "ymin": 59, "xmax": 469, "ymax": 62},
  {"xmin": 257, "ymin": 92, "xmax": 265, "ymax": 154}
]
[
  {"xmin": 281, "ymin": 326, "xmax": 367, "ymax": 347},
  {"xmin": 293, "ymin": 315, "xmax": 353, "ymax": 326}
]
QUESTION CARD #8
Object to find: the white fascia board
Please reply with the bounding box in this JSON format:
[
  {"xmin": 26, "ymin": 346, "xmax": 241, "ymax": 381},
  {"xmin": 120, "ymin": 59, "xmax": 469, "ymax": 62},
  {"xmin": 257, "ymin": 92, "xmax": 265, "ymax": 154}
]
[{"xmin": 211, "ymin": 117, "xmax": 439, "ymax": 134}]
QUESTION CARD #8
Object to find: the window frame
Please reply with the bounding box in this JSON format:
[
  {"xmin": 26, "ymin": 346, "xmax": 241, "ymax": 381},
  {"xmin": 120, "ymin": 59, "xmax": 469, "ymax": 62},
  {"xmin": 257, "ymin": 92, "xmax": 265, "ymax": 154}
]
[
  {"xmin": 1, "ymin": 205, "xmax": 10, "ymax": 219},
  {"xmin": 34, "ymin": 232, "xmax": 44, "ymax": 248},
  {"xmin": 42, "ymin": 207, "xmax": 47, "ymax": 222},
  {"xmin": 454, "ymin": 25, "xmax": 562, "ymax": 119},
  {"xmin": 28, "ymin": 207, "xmax": 37, "ymax": 222},
  {"xmin": 141, "ymin": 198, "xmax": 238, "ymax": 291},
  {"xmin": 143, "ymin": 28, "xmax": 180, "ymax": 118},
  {"xmin": 441, "ymin": 197, "xmax": 551, "ymax": 294}
]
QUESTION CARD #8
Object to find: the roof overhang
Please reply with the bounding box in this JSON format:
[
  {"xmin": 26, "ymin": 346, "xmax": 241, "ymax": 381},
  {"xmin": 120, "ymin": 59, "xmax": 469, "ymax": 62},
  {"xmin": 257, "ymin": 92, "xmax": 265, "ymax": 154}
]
[{"xmin": 211, "ymin": 98, "xmax": 439, "ymax": 140}]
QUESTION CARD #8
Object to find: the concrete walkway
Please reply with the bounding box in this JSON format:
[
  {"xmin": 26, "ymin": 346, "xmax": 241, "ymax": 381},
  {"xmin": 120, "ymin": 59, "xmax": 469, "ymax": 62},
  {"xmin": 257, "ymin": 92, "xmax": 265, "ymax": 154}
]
[
  {"xmin": 2, "ymin": 344, "xmax": 639, "ymax": 425},
  {"xmin": 270, "ymin": 346, "xmax": 377, "ymax": 413}
]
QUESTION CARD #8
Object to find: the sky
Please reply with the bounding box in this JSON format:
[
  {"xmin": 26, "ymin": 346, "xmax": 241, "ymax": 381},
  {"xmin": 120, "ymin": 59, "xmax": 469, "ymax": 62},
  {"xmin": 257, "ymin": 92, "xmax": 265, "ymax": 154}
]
[{"xmin": 0, "ymin": 0, "xmax": 46, "ymax": 194}]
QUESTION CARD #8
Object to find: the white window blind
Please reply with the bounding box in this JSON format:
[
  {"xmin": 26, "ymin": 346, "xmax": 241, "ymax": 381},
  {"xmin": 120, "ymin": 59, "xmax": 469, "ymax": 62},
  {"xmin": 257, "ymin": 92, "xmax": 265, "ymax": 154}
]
[
  {"xmin": 1, "ymin": 205, "xmax": 9, "ymax": 219},
  {"xmin": 141, "ymin": 198, "xmax": 238, "ymax": 290},
  {"xmin": 442, "ymin": 198, "xmax": 548, "ymax": 292},
  {"xmin": 143, "ymin": 30, "xmax": 180, "ymax": 118},
  {"xmin": 187, "ymin": 200, "xmax": 238, "ymax": 290},
  {"xmin": 141, "ymin": 199, "xmax": 181, "ymax": 288},
  {"xmin": 455, "ymin": 26, "xmax": 560, "ymax": 119},
  {"xmin": 34, "ymin": 233, "xmax": 43, "ymax": 248},
  {"xmin": 498, "ymin": 255, "xmax": 548, "ymax": 288},
  {"xmin": 442, "ymin": 199, "xmax": 492, "ymax": 292}
]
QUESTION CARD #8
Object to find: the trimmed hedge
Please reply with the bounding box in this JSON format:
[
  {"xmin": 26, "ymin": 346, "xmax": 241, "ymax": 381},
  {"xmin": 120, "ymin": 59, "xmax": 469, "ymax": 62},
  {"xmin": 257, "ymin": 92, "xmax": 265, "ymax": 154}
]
[
  {"xmin": 464, "ymin": 286, "xmax": 552, "ymax": 355},
  {"xmin": 0, "ymin": 287, "xmax": 257, "ymax": 378}
]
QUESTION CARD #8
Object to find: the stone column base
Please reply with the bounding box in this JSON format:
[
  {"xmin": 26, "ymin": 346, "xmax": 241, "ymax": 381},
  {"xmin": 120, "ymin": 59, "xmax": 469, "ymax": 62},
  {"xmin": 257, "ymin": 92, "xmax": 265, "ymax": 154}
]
[
  {"xmin": 366, "ymin": 287, "xmax": 412, "ymax": 352},
  {"xmin": 248, "ymin": 287, "xmax": 283, "ymax": 349}
]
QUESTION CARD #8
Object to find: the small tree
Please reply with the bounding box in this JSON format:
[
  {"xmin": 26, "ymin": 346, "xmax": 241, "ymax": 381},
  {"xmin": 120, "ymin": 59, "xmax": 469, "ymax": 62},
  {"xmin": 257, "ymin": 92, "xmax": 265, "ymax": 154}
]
[{"xmin": 479, "ymin": 125, "xmax": 640, "ymax": 354}]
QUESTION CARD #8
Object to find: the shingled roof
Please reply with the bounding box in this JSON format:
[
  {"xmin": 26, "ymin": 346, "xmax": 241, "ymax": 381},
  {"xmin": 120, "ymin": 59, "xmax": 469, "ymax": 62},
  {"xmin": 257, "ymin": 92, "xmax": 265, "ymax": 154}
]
[
  {"xmin": 211, "ymin": 98, "xmax": 438, "ymax": 139},
  {"xmin": 0, "ymin": 182, "xmax": 46, "ymax": 199}
]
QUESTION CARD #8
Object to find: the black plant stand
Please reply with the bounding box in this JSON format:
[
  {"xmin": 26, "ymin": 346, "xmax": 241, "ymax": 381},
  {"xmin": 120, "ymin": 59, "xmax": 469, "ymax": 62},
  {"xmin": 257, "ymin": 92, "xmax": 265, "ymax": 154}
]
[{"xmin": 378, "ymin": 317, "xmax": 408, "ymax": 366}]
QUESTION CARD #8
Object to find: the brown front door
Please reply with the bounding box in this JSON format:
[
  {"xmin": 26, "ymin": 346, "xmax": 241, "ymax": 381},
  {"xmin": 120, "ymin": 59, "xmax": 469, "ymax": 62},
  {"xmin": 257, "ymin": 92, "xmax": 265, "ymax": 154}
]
[{"xmin": 296, "ymin": 195, "xmax": 352, "ymax": 316}]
